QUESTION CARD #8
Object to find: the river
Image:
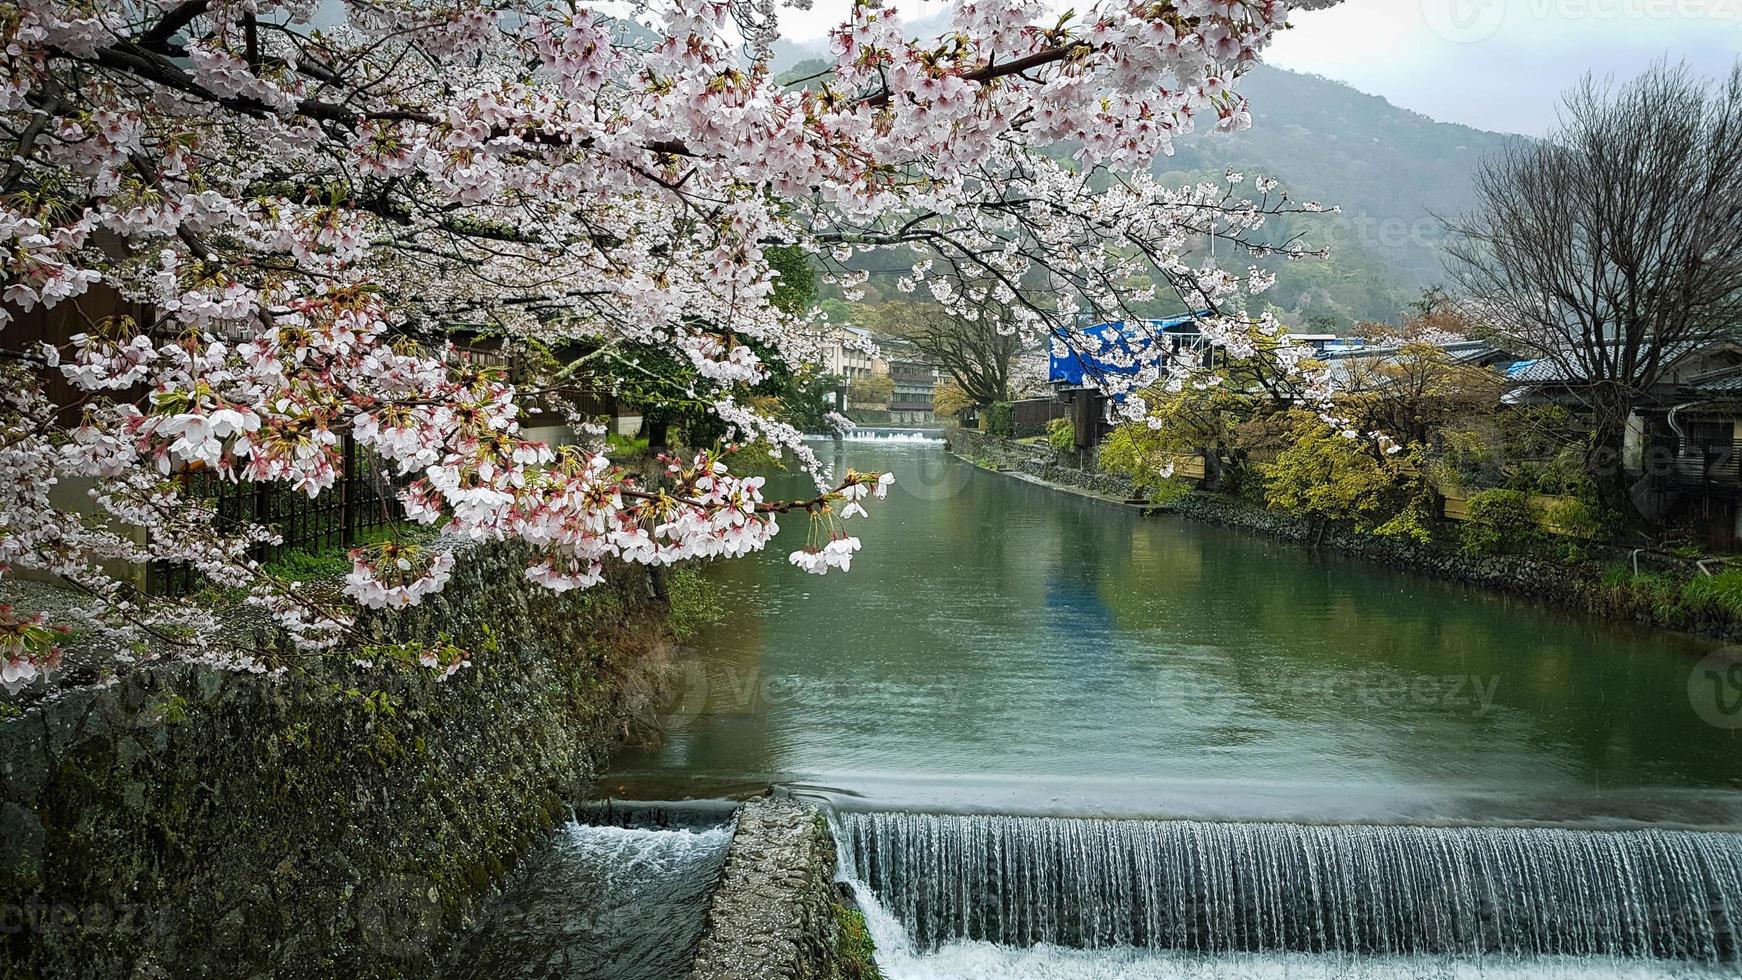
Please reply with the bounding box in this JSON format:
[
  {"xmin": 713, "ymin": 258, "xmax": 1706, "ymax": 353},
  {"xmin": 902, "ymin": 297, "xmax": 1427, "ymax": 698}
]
[
  {"xmin": 481, "ymin": 437, "xmax": 1742, "ymax": 979},
  {"xmin": 611, "ymin": 437, "xmax": 1742, "ymax": 828}
]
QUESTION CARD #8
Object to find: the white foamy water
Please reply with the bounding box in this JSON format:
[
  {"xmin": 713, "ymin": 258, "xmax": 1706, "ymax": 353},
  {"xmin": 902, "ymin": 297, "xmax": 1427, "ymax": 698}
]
[
  {"xmin": 833, "ymin": 811, "xmax": 1742, "ymax": 980},
  {"xmin": 850, "ymin": 883, "xmax": 1734, "ymax": 980},
  {"xmin": 805, "ymin": 430, "xmax": 946, "ymax": 443},
  {"xmin": 459, "ymin": 820, "xmax": 734, "ymax": 980}
]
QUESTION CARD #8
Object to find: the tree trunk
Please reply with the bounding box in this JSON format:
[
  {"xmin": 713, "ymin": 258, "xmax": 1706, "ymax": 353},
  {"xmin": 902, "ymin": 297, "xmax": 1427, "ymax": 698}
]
[
  {"xmin": 1584, "ymin": 395, "xmax": 1640, "ymax": 527},
  {"xmin": 642, "ymin": 414, "xmax": 670, "ymax": 450}
]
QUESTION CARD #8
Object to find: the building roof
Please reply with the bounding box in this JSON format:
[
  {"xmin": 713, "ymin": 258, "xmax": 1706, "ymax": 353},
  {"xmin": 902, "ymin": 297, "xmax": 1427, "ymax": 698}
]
[
  {"xmin": 1047, "ymin": 312, "xmax": 1206, "ymax": 387},
  {"xmin": 1679, "ymin": 364, "xmax": 1742, "ymax": 395},
  {"xmin": 1504, "ymin": 339, "xmax": 1710, "ymax": 384}
]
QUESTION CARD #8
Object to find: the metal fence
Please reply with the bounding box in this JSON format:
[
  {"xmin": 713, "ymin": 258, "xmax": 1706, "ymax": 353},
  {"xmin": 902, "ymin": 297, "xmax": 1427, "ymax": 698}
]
[
  {"xmin": 1650, "ymin": 438, "xmax": 1742, "ymax": 497},
  {"xmin": 147, "ymin": 435, "xmax": 405, "ymax": 596}
]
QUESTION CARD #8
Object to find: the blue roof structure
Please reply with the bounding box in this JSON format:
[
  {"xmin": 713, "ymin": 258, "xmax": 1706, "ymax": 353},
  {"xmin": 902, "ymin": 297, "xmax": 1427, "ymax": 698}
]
[{"xmin": 1048, "ymin": 313, "xmax": 1206, "ymax": 388}]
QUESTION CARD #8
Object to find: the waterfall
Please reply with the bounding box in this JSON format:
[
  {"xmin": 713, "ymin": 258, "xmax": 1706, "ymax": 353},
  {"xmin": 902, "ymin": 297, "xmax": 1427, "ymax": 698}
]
[
  {"xmin": 836, "ymin": 811, "xmax": 1742, "ymax": 966},
  {"xmin": 806, "ymin": 428, "xmax": 946, "ymax": 443},
  {"xmin": 457, "ymin": 816, "xmax": 733, "ymax": 980}
]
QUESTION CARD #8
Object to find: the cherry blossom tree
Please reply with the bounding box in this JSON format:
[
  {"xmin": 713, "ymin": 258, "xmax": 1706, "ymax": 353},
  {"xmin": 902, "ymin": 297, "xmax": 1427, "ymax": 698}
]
[{"xmin": 0, "ymin": 0, "xmax": 1343, "ymax": 682}]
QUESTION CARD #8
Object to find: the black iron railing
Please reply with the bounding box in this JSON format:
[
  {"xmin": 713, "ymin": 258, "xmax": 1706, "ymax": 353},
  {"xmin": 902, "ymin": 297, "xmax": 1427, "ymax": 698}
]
[{"xmin": 146, "ymin": 435, "xmax": 405, "ymax": 596}]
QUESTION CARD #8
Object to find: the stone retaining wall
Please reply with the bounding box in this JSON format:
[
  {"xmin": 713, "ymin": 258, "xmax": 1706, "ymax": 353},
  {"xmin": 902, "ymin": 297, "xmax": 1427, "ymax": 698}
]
[
  {"xmin": 0, "ymin": 543, "xmax": 677, "ymax": 980},
  {"xmin": 948, "ymin": 427, "xmax": 1141, "ymax": 500},
  {"xmin": 690, "ymin": 797, "xmax": 880, "ymax": 980}
]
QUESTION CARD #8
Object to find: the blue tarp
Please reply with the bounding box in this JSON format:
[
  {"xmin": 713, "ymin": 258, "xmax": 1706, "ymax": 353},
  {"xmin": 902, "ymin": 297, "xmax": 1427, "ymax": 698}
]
[{"xmin": 1048, "ymin": 313, "xmax": 1206, "ymax": 387}]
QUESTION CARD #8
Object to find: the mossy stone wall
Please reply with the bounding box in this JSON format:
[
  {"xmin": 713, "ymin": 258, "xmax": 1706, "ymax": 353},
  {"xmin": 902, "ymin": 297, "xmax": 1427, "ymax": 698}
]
[{"xmin": 0, "ymin": 543, "xmax": 675, "ymax": 979}]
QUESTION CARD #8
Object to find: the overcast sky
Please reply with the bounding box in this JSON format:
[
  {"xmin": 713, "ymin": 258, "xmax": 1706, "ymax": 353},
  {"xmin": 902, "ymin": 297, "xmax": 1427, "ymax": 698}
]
[
  {"xmin": 774, "ymin": 0, "xmax": 1741, "ymax": 135},
  {"xmin": 1267, "ymin": 0, "xmax": 1740, "ymax": 134}
]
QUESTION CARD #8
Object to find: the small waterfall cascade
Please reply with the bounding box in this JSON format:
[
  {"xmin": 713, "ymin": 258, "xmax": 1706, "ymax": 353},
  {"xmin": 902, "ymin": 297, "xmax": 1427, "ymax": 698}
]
[
  {"xmin": 835, "ymin": 811, "xmax": 1742, "ymax": 965},
  {"xmin": 809, "ymin": 428, "xmax": 946, "ymax": 443},
  {"xmin": 457, "ymin": 814, "xmax": 733, "ymax": 980}
]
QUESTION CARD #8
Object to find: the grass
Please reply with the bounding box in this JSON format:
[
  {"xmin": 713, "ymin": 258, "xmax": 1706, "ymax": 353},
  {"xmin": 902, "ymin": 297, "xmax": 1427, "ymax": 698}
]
[
  {"xmin": 605, "ymin": 432, "xmax": 649, "ymax": 455},
  {"xmin": 663, "ymin": 566, "xmax": 725, "ymax": 640},
  {"xmin": 1591, "ymin": 561, "xmax": 1742, "ymax": 624},
  {"xmin": 833, "ymin": 901, "xmax": 883, "ymax": 979},
  {"xmin": 1682, "ymin": 568, "xmax": 1742, "ymax": 618},
  {"xmin": 261, "ymin": 523, "xmax": 441, "ymax": 582},
  {"xmin": 1598, "ymin": 562, "xmax": 1688, "ymax": 621}
]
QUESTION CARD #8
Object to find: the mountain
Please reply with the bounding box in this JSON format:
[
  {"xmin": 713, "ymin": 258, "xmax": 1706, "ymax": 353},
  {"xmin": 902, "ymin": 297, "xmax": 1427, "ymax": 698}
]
[
  {"xmin": 774, "ymin": 35, "xmax": 1519, "ymax": 327},
  {"xmin": 1160, "ymin": 64, "xmax": 1520, "ymax": 295}
]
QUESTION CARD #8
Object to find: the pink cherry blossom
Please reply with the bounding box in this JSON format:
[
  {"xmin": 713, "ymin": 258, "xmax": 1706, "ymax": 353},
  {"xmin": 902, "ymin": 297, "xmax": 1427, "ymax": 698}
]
[{"xmin": 0, "ymin": 0, "xmax": 1344, "ymax": 673}]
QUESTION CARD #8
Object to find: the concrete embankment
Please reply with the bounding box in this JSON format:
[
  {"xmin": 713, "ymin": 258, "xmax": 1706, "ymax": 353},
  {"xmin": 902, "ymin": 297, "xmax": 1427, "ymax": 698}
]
[{"xmin": 690, "ymin": 796, "xmax": 881, "ymax": 980}]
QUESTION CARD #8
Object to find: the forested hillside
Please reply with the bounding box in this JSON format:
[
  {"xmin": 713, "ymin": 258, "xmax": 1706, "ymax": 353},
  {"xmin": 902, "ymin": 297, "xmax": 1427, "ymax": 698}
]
[{"xmin": 777, "ymin": 46, "xmax": 1518, "ymax": 328}]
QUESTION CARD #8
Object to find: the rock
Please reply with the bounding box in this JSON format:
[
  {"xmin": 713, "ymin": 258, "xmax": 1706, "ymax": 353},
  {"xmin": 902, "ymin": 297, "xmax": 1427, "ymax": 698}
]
[
  {"xmin": 0, "ymin": 800, "xmax": 45, "ymax": 878},
  {"xmin": 691, "ymin": 797, "xmax": 879, "ymax": 980}
]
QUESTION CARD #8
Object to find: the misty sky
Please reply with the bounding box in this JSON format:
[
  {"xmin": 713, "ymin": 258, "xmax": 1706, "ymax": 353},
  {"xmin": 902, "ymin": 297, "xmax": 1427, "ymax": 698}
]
[
  {"xmin": 775, "ymin": 0, "xmax": 1741, "ymax": 135},
  {"xmin": 1267, "ymin": 0, "xmax": 1739, "ymax": 134}
]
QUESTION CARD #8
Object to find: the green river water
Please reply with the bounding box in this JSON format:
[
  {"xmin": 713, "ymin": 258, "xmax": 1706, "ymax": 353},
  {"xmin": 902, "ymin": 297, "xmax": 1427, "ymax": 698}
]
[{"xmin": 609, "ymin": 437, "xmax": 1742, "ymax": 828}]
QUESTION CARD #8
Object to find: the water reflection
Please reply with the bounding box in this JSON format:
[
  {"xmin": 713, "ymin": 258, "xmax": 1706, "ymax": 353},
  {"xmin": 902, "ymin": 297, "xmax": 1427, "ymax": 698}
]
[{"xmin": 613, "ymin": 443, "xmax": 1742, "ymax": 825}]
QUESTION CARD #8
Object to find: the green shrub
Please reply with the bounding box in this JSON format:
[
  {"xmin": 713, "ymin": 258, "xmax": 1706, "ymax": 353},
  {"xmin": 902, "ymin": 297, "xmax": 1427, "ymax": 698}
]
[
  {"xmin": 1535, "ymin": 496, "xmax": 1606, "ymax": 540},
  {"xmin": 1460, "ymin": 489, "xmax": 1540, "ymax": 556},
  {"xmin": 1372, "ymin": 491, "xmax": 1438, "ymax": 545},
  {"xmin": 985, "ymin": 401, "xmax": 1015, "ymax": 438},
  {"xmin": 1099, "ymin": 423, "xmax": 1195, "ymax": 501},
  {"xmin": 1045, "ymin": 416, "xmax": 1075, "ymax": 451},
  {"xmin": 1263, "ymin": 415, "xmax": 1420, "ymax": 534},
  {"xmin": 1682, "ymin": 569, "xmax": 1742, "ymax": 619}
]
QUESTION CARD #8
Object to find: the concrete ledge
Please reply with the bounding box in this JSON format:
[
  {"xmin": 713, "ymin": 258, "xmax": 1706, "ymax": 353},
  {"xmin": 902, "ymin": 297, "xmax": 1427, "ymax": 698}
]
[{"xmin": 690, "ymin": 797, "xmax": 879, "ymax": 980}]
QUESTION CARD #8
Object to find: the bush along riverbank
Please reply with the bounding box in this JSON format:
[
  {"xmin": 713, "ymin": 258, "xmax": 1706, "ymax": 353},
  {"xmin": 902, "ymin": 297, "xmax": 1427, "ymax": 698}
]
[
  {"xmin": 0, "ymin": 541, "xmax": 702, "ymax": 980},
  {"xmin": 947, "ymin": 427, "xmax": 1742, "ymax": 641}
]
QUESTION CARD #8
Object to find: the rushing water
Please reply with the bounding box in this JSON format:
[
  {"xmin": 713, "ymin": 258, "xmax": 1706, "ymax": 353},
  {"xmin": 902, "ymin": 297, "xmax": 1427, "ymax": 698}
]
[
  {"xmin": 836, "ymin": 811, "xmax": 1742, "ymax": 962},
  {"xmin": 612, "ymin": 441, "xmax": 1742, "ymax": 826},
  {"xmin": 454, "ymin": 811, "xmax": 731, "ymax": 980},
  {"xmin": 570, "ymin": 441, "xmax": 1742, "ymax": 979}
]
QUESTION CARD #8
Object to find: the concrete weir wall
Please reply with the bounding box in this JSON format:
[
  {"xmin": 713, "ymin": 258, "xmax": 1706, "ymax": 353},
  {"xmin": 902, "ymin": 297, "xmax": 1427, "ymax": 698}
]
[
  {"xmin": 0, "ymin": 543, "xmax": 676, "ymax": 980},
  {"xmin": 691, "ymin": 797, "xmax": 881, "ymax": 980}
]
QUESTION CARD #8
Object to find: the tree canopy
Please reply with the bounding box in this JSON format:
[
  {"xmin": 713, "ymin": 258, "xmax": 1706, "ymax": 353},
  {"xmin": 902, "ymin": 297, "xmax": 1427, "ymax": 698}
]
[{"xmin": 0, "ymin": 0, "xmax": 1343, "ymax": 678}]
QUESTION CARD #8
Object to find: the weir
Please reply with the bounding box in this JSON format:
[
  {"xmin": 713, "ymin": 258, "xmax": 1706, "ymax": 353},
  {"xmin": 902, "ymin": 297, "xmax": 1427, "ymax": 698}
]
[
  {"xmin": 455, "ymin": 813, "xmax": 733, "ymax": 980},
  {"xmin": 835, "ymin": 811, "xmax": 1742, "ymax": 965},
  {"xmin": 822, "ymin": 427, "xmax": 947, "ymax": 442}
]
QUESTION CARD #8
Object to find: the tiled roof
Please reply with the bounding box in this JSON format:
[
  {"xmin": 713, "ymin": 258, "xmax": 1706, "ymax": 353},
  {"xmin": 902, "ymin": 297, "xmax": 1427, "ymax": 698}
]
[{"xmin": 1504, "ymin": 339, "xmax": 1708, "ymax": 384}]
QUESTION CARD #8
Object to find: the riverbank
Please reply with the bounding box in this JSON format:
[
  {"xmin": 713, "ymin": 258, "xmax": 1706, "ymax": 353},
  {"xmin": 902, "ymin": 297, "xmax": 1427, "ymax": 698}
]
[
  {"xmin": 0, "ymin": 541, "xmax": 686, "ymax": 980},
  {"xmin": 947, "ymin": 427, "xmax": 1742, "ymax": 642}
]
